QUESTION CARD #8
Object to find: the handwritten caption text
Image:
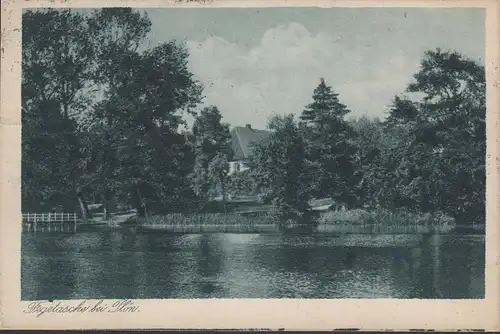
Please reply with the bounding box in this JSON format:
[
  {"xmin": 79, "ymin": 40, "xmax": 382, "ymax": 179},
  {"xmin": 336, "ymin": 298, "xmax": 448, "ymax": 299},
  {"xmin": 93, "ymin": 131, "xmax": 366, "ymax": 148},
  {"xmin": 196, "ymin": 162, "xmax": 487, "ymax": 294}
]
[{"xmin": 23, "ymin": 299, "xmax": 140, "ymax": 317}]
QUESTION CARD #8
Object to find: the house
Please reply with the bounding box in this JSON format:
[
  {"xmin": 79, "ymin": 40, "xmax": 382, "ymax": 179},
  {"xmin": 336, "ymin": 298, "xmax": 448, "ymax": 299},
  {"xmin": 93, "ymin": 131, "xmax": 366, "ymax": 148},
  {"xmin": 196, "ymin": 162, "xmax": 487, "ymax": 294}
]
[{"xmin": 228, "ymin": 124, "xmax": 271, "ymax": 175}]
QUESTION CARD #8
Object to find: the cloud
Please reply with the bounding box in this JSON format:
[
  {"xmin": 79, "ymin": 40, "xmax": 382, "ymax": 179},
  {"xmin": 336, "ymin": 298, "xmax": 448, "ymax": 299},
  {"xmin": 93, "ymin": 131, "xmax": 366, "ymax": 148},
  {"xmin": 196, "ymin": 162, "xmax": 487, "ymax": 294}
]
[{"xmin": 186, "ymin": 22, "xmax": 420, "ymax": 129}]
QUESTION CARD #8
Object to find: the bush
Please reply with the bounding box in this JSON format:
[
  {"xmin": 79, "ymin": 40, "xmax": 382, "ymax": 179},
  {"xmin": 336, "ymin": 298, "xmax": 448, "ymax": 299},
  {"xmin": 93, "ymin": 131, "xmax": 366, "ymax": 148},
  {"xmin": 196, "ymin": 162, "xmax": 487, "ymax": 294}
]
[{"xmin": 318, "ymin": 208, "xmax": 456, "ymax": 228}]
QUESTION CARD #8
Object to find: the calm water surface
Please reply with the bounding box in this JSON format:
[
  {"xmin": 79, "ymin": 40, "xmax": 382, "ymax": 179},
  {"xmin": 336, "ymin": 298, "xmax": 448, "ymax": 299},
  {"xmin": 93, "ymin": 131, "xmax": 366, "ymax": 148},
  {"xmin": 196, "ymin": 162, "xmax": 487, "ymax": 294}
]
[{"xmin": 21, "ymin": 229, "xmax": 484, "ymax": 300}]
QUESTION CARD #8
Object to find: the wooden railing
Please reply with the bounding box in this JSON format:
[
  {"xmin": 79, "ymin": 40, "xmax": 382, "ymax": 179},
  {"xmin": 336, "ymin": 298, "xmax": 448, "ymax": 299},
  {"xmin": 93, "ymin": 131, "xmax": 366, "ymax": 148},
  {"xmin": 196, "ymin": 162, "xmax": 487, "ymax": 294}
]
[
  {"xmin": 22, "ymin": 212, "xmax": 79, "ymax": 223},
  {"xmin": 22, "ymin": 212, "xmax": 80, "ymax": 232}
]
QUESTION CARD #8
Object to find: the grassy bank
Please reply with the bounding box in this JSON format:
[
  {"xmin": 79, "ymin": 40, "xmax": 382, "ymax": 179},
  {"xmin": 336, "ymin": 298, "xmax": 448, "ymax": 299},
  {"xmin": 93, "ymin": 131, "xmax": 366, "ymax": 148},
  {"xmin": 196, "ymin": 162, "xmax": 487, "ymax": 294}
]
[
  {"xmin": 317, "ymin": 209, "xmax": 456, "ymax": 233},
  {"xmin": 138, "ymin": 208, "xmax": 458, "ymax": 234},
  {"xmin": 140, "ymin": 212, "xmax": 277, "ymax": 233}
]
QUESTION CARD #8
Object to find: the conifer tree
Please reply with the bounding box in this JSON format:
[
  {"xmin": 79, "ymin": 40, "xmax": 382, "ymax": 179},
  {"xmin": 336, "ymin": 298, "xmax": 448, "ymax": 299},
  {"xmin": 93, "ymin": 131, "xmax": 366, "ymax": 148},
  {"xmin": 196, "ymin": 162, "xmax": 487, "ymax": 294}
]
[
  {"xmin": 300, "ymin": 78, "xmax": 358, "ymax": 207},
  {"xmin": 300, "ymin": 78, "xmax": 349, "ymax": 125}
]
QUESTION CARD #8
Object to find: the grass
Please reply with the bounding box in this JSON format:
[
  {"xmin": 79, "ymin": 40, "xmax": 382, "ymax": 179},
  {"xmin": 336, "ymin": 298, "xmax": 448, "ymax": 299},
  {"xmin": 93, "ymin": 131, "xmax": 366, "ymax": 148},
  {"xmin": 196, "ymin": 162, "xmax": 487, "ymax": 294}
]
[
  {"xmin": 318, "ymin": 208, "xmax": 456, "ymax": 233},
  {"xmin": 140, "ymin": 212, "xmax": 277, "ymax": 233},
  {"xmin": 145, "ymin": 212, "xmax": 274, "ymax": 225},
  {"xmin": 137, "ymin": 207, "xmax": 458, "ymax": 234}
]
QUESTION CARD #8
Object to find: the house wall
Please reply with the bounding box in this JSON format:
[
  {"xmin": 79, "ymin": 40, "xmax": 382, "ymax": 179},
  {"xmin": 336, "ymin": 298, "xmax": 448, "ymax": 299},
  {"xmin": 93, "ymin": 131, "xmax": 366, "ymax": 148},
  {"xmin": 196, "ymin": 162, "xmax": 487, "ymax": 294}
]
[{"xmin": 228, "ymin": 161, "xmax": 249, "ymax": 175}]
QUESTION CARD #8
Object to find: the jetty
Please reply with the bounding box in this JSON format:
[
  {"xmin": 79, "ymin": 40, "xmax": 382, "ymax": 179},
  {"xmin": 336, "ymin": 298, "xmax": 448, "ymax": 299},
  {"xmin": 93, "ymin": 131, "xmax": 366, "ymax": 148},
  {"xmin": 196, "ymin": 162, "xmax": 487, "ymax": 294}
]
[{"xmin": 22, "ymin": 213, "xmax": 81, "ymax": 232}]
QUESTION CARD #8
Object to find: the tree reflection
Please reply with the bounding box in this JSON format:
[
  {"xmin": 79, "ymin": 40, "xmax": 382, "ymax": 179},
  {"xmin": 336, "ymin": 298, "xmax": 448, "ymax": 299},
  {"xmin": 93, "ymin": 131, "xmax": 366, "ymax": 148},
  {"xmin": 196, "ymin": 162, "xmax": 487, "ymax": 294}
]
[
  {"xmin": 22, "ymin": 234, "xmax": 78, "ymax": 300},
  {"xmin": 196, "ymin": 235, "xmax": 225, "ymax": 296}
]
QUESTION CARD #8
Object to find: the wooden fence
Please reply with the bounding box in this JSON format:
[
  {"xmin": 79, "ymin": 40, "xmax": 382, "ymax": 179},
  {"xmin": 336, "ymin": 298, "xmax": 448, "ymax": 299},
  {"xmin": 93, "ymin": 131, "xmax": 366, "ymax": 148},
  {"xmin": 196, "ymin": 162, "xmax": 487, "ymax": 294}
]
[{"xmin": 22, "ymin": 212, "xmax": 80, "ymax": 232}]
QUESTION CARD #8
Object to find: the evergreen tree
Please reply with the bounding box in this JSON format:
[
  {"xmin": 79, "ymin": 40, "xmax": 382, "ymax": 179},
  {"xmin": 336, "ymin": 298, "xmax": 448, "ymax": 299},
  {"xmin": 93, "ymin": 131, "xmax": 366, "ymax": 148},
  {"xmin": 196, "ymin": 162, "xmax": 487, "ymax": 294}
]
[
  {"xmin": 300, "ymin": 78, "xmax": 358, "ymax": 207},
  {"xmin": 300, "ymin": 78, "xmax": 350, "ymax": 124}
]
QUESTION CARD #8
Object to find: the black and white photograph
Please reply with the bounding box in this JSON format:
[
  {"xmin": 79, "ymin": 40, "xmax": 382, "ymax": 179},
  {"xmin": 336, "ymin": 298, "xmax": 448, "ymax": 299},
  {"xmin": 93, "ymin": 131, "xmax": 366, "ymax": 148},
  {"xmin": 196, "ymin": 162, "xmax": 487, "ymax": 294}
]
[{"xmin": 17, "ymin": 4, "xmax": 489, "ymax": 303}]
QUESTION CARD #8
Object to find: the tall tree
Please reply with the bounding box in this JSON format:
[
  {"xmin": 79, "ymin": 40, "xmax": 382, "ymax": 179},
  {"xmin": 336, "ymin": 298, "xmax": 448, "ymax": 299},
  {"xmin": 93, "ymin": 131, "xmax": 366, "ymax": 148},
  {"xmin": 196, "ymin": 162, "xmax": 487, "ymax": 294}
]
[
  {"xmin": 87, "ymin": 8, "xmax": 152, "ymax": 89},
  {"xmin": 349, "ymin": 116, "xmax": 388, "ymax": 208},
  {"xmin": 22, "ymin": 9, "xmax": 94, "ymax": 117},
  {"xmin": 22, "ymin": 9, "xmax": 94, "ymax": 218},
  {"xmin": 300, "ymin": 78, "xmax": 350, "ymax": 125},
  {"xmin": 22, "ymin": 100, "xmax": 81, "ymax": 212},
  {"xmin": 208, "ymin": 153, "xmax": 230, "ymax": 211},
  {"xmin": 300, "ymin": 78, "xmax": 358, "ymax": 207},
  {"xmin": 22, "ymin": 9, "xmax": 204, "ymax": 217},
  {"xmin": 84, "ymin": 8, "xmax": 152, "ymax": 218},
  {"xmin": 191, "ymin": 106, "xmax": 231, "ymax": 202},
  {"xmin": 96, "ymin": 40, "xmax": 203, "ymax": 214},
  {"xmin": 249, "ymin": 115, "xmax": 312, "ymax": 227},
  {"xmin": 384, "ymin": 49, "xmax": 485, "ymax": 223}
]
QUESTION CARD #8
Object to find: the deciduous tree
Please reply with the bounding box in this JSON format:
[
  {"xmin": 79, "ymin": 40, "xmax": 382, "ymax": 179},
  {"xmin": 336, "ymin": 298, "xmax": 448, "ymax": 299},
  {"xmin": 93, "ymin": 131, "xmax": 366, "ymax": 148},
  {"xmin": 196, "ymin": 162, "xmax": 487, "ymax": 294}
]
[{"xmin": 249, "ymin": 115, "xmax": 312, "ymax": 227}]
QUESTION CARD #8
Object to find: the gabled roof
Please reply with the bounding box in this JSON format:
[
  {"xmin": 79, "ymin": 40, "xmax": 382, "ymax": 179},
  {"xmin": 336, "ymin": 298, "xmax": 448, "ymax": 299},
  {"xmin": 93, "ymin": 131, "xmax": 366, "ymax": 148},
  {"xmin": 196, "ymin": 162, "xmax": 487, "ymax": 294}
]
[{"xmin": 231, "ymin": 125, "xmax": 271, "ymax": 160}]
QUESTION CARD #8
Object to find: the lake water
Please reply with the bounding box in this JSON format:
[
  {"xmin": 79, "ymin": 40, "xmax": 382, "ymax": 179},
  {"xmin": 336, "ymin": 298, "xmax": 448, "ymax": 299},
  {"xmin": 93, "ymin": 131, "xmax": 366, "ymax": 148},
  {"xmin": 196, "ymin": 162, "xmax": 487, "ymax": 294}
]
[{"xmin": 21, "ymin": 229, "xmax": 485, "ymax": 300}]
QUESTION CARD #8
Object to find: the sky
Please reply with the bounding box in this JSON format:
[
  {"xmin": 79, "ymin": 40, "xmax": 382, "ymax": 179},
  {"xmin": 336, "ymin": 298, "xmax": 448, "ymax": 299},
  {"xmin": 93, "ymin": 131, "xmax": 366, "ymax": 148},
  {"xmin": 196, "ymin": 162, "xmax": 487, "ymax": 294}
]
[{"xmin": 143, "ymin": 8, "xmax": 484, "ymax": 129}]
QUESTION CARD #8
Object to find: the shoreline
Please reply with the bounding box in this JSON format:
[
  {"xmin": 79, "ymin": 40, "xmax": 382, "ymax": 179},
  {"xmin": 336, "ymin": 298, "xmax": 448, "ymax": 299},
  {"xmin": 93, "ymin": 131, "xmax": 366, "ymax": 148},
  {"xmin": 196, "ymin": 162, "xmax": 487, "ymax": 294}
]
[
  {"xmin": 21, "ymin": 220, "xmax": 485, "ymax": 235},
  {"xmin": 135, "ymin": 223, "xmax": 479, "ymax": 235},
  {"xmin": 21, "ymin": 210, "xmax": 485, "ymax": 235},
  {"xmin": 133, "ymin": 208, "xmax": 465, "ymax": 234}
]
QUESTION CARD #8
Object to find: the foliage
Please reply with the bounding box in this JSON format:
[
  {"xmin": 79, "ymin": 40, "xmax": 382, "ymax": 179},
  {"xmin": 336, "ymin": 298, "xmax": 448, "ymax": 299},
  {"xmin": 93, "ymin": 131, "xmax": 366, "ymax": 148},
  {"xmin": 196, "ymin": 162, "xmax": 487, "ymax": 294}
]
[
  {"xmin": 191, "ymin": 106, "xmax": 231, "ymax": 202},
  {"xmin": 248, "ymin": 115, "xmax": 312, "ymax": 226},
  {"xmin": 22, "ymin": 9, "xmax": 94, "ymax": 117},
  {"xmin": 22, "ymin": 9, "xmax": 94, "ymax": 213},
  {"xmin": 22, "ymin": 100, "xmax": 81, "ymax": 212},
  {"xmin": 87, "ymin": 8, "xmax": 152, "ymax": 88},
  {"xmin": 22, "ymin": 8, "xmax": 203, "ymax": 216},
  {"xmin": 95, "ymin": 40, "xmax": 203, "ymax": 214},
  {"xmin": 208, "ymin": 152, "xmax": 230, "ymax": 205},
  {"xmin": 299, "ymin": 78, "xmax": 358, "ymax": 207},
  {"xmin": 382, "ymin": 49, "xmax": 486, "ymax": 223},
  {"xmin": 227, "ymin": 170, "xmax": 258, "ymax": 197},
  {"xmin": 318, "ymin": 208, "xmax": 455, "ymax": 229},
  {"xmin": 349, "ymin": 116, "xmax": 386, "ymax": 208},
  {"xmin": 22, "ymin": 8, "xmax": 485, "ymax": 229}
]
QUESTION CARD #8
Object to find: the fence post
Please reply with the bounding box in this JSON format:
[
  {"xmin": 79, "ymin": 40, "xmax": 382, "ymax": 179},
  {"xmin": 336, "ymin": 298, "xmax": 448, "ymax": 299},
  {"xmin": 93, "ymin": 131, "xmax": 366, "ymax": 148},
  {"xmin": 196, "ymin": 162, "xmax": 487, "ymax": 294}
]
[{"xmin": 74, "ymin": 213, "xmax": 77, "ymax": 232}]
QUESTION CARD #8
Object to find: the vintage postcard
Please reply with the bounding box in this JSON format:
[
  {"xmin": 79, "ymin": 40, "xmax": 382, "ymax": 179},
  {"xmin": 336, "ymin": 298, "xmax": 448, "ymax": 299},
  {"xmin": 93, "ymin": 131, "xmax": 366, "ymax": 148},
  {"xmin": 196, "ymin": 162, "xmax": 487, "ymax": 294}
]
[{"xmin": 1, "ymin": 0, "xmax": 499, "ymax": 330}]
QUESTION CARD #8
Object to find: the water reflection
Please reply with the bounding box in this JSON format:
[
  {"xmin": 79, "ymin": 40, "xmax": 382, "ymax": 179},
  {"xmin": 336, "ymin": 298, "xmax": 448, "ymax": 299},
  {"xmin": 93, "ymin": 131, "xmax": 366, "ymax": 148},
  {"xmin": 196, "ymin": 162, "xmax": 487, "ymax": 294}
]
[
  {"xmin": 21, "ymin": 231, "xmax": 485, "ymax": 300},
  {"xmin": 195, "ymin": 235, "xmax": 226, "ymax": 296}
]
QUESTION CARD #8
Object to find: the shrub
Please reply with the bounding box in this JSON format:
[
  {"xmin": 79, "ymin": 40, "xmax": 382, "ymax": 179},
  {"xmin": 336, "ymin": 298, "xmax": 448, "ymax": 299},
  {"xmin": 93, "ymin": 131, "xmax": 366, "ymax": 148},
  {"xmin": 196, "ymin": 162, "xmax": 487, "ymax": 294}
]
[{"xmin": 318, "ymin": 208, "xmax": 456, "ymax": 228}]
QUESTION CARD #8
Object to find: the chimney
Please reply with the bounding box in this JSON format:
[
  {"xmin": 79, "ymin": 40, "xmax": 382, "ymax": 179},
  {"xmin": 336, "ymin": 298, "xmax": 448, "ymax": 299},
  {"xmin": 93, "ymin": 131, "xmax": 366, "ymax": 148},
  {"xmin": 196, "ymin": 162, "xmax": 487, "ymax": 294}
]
[{"xmin": 245, "ymin": 124, "xmax": 252, "ymax": 129}]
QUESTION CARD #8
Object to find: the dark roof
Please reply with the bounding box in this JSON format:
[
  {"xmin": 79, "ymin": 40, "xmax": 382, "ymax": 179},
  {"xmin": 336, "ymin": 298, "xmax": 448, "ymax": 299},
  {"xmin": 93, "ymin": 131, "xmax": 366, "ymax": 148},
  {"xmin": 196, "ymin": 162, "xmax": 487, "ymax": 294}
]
[{"xmin": 231, "ymin": 126, "xmax": 271, "ymax": 160}]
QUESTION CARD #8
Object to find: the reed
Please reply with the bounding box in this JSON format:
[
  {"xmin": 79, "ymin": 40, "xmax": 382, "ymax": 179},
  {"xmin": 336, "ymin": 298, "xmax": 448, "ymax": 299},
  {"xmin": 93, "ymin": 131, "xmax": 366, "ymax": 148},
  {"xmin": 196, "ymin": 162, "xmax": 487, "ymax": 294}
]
[
  {"xmin": 139, "ymin": 208, "xmax": 457, "ymax": 234},
  {"xmin": 318, "ymin": 208, "xmax": 456, "ymax": 233},
  {"xmin": 146, "ymin": 212, "xmax": 274, "ymax": 227},
  {"xmin": 142, "ymin": 212, "xmax": 277, "ymax": 232}
]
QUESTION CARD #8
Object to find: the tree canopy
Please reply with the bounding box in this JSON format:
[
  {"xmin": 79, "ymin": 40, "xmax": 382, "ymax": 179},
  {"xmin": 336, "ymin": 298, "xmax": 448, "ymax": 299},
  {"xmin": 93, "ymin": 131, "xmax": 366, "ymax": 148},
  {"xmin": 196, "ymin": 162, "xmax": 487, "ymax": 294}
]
[{"xmin": 22, "ymin": 9, "xmax": 485, "ymax": 227}]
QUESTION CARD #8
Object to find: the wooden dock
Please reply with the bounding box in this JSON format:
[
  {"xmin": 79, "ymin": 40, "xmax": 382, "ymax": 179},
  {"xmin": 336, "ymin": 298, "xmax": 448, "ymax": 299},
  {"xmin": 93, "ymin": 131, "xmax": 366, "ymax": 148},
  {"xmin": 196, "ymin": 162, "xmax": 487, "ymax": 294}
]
[{"xmin": 22, "ymin": 213, "xmax": 81, "ymax": 232}]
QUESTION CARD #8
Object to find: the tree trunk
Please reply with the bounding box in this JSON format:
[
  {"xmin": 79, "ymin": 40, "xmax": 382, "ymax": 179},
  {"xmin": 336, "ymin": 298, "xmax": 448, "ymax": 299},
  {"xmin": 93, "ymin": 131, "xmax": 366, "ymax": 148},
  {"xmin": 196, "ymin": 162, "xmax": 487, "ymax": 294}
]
[
  {"xmin": 77, "ymin": 194, "xmax": 90, "ymax": 224},
  {"xmin": 103, "ymin": 193, "xmax": 111, "ymax": 220},
  {"xmin": 102, "ymin": 110, "xmax": 114, "ymax": 221},
  {"xmin": 221, "ymin": 177, "xmax": 227, "ymax": 213},
  {"xmin": 135, "ymin": 187, "xmax": 148, "ymax": 220}
]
